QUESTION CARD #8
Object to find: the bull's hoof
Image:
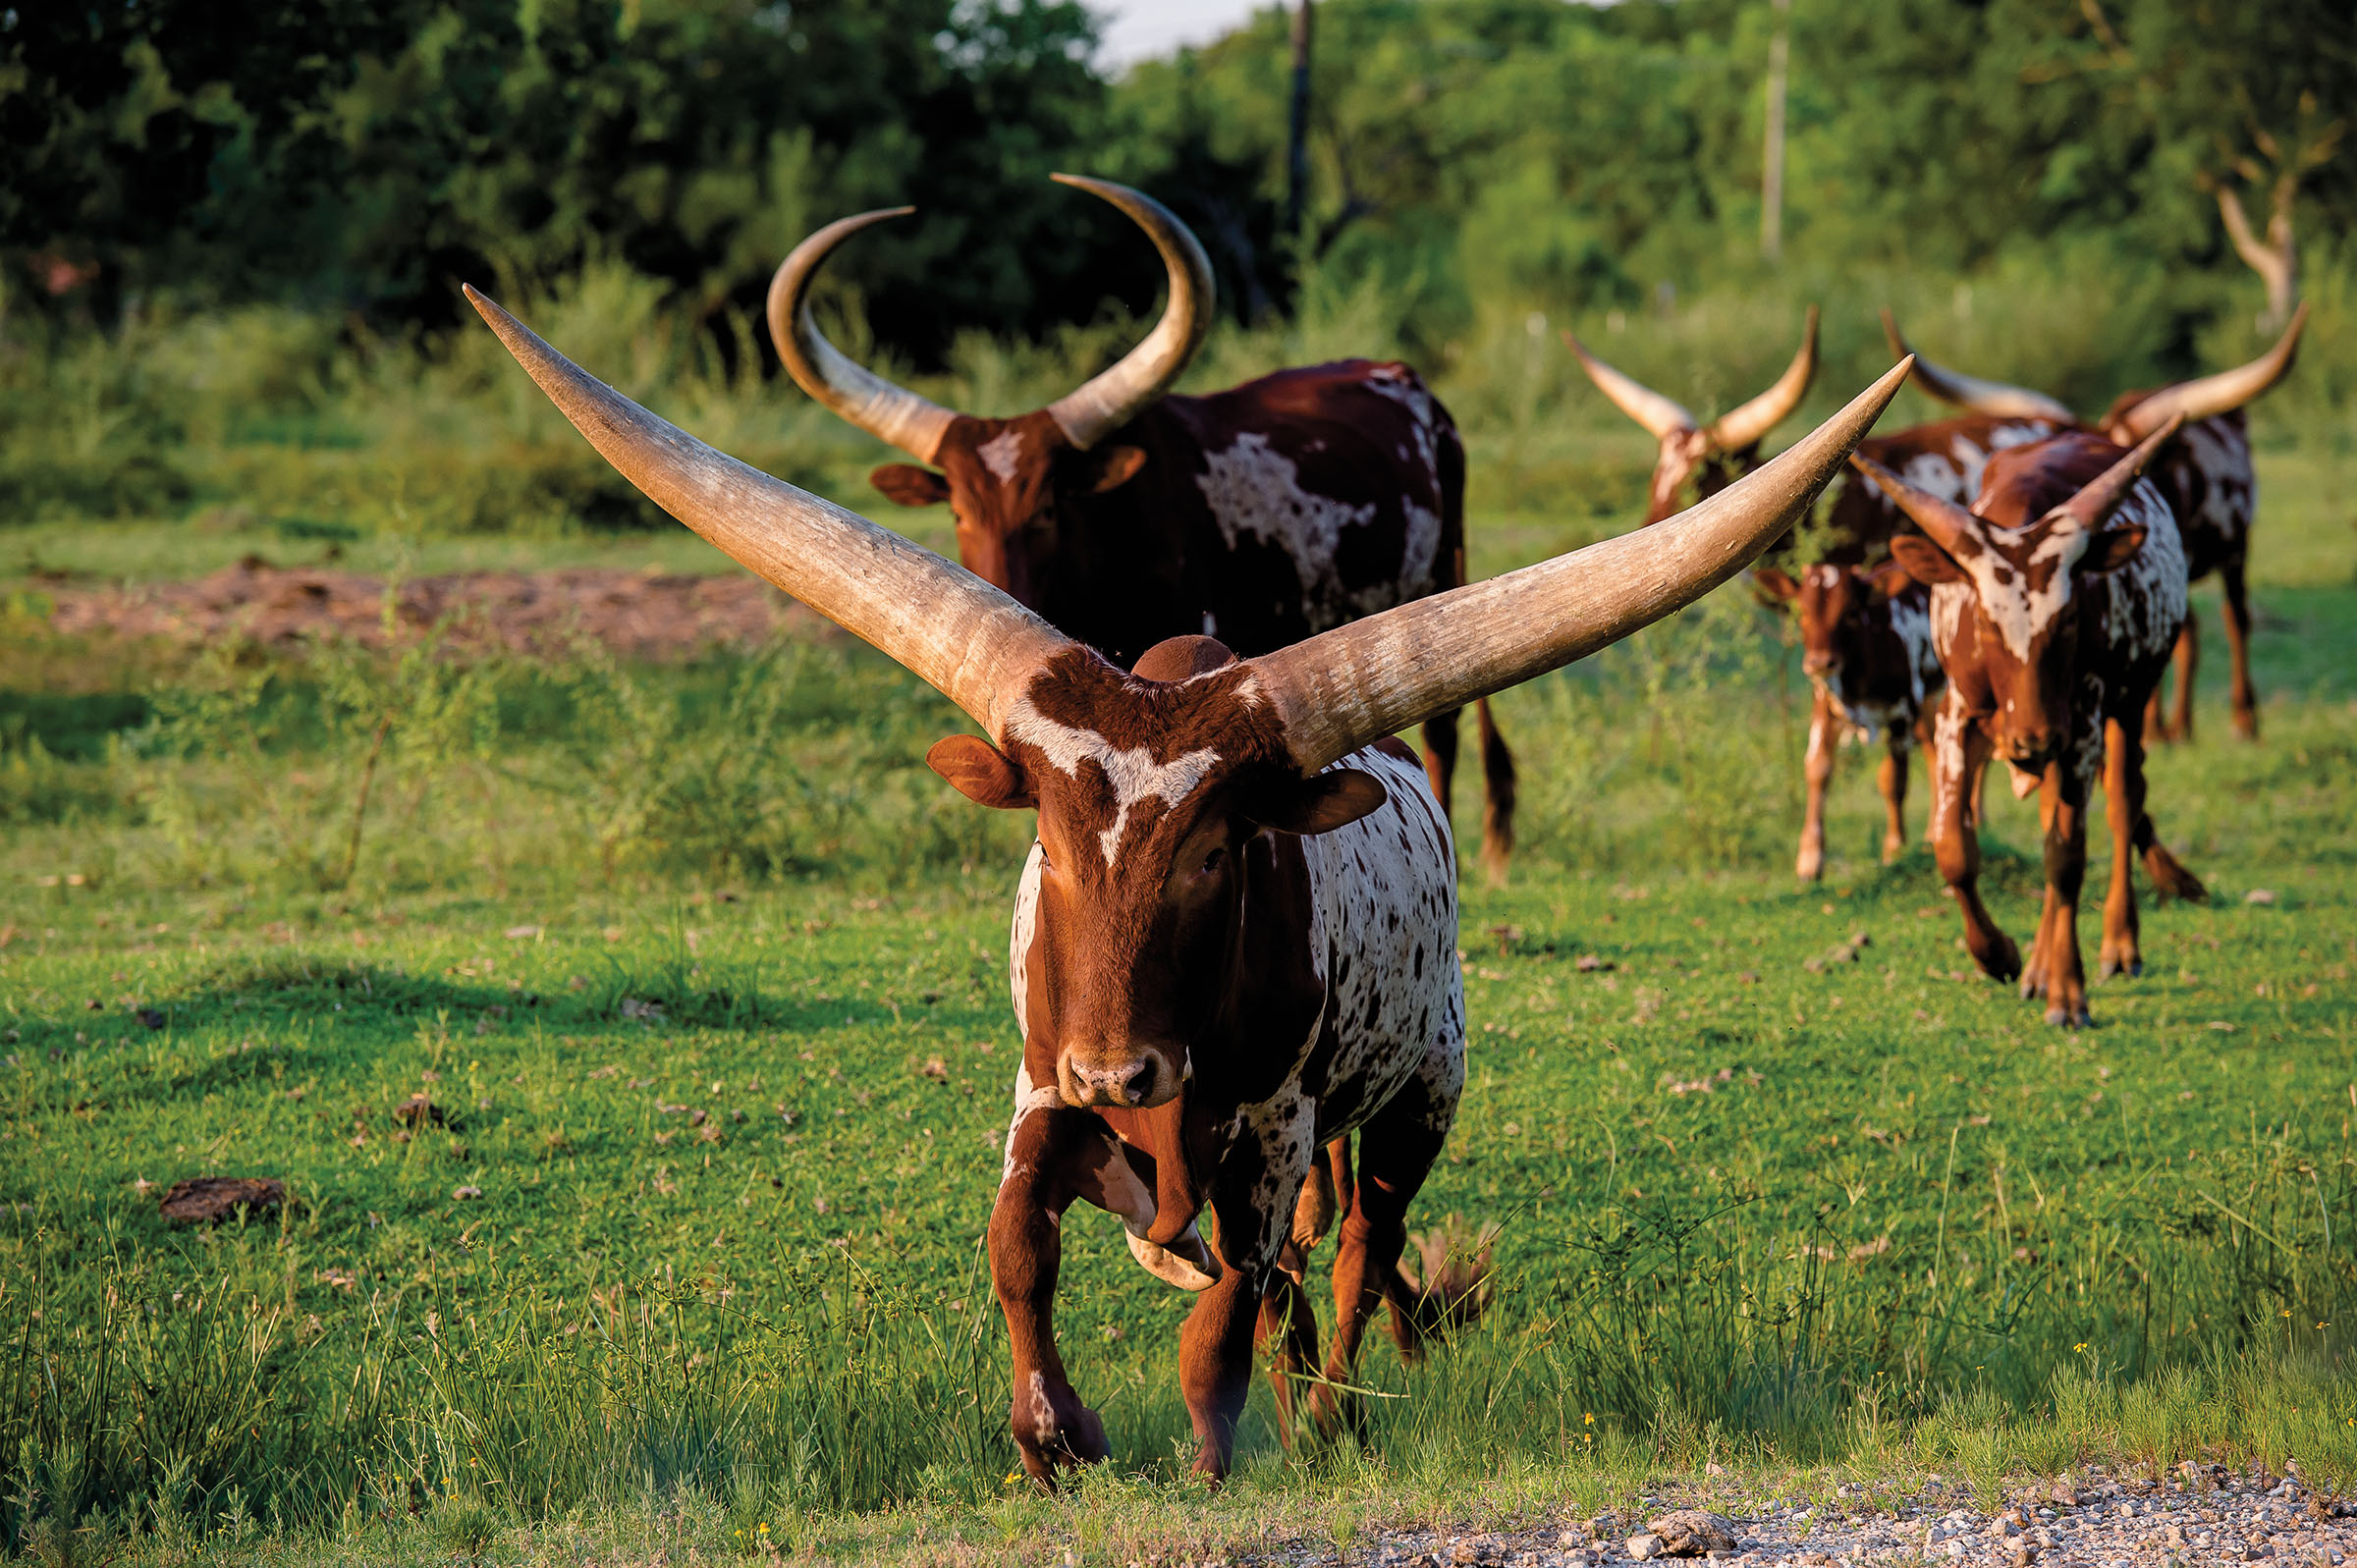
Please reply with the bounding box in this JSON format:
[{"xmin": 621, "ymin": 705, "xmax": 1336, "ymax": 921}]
[
  {"xmin": 2043, "ymin": 1000, "xmax": 2093, "ymax": 1029},
  {"xmin": 2098, "ymin": 953, "xmax": 2143, "ymax": 981},
  {"xmin": 1795, "ymin": 847, "xmax": 1826, "ymax": 883},
  {"xmin": 2231, "ymin": 712, "xmax": 2259, "ymax": 741},
  {"xmin": 1013, "ymin": 1393, "xmax": 1109, "ymax": 1486},
  {"xmin": 1880, "ymin": 836, "xmax": 1906, "ymax": 867},
  {"xmin": 1975, "ymin": 933, "xmax": 2022, "ymax": 984},
  {"xmin": 2144, "ymin": 848, "xmax": 2208, "ymax": 904}
]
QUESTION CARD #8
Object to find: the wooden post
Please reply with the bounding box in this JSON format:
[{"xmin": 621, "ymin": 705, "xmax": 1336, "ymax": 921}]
[{"xmin": 1761, "ymin": 0, "xmax": 1790, "ymax": 264}]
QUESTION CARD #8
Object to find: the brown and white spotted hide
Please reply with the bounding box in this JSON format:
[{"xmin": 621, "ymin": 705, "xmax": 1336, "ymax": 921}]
[
  {"xmin": 876, "ymin": 359, "xmax": 1516, "ymax": 874},
  {"xmin": 945, "ymin": 635, "xmax": 1465, "ymax": 1484},
  {"xmin": 1895, "ymin": 432, "xmax": 2203, "ymax": 1027},
  {"xmin": 1757, "ymin": 562, "xmax": 1944, "ymax": 881},
  {"xmin": 2110, "ymin": 408, "xmax": 2260, "ymax": 740}
]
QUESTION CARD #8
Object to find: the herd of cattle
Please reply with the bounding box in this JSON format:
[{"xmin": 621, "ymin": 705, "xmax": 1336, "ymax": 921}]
[{"xmin": 459, "ymin": 175, "xmax": 2304, "ymax": 1485}]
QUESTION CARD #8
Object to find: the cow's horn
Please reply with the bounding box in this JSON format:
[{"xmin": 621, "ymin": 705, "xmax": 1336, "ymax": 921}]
[
  {"xmin": 1042, "ymin": 175, "xmax": 1216, "ymax": 450},
  {"xmin": 766, "ymin": 207, "xmax": 959, "ymax": 462},
  {"xmin": 2102, "ymin": 301, "xmax": 2308, "ymax": 444},
  {"xmin": 1706, "ymin": 306, "xmax": 1820, "ymax": 450},
  {"xmin": 1562, "ymin": 331, "xmax": 1699, "ymax": 440},
  {"xmin": 1847, "ymin": 452, "xmax": 1986, "ymax": 562},
  {"xmin": 471, "ymin": 286, "xmax": 1069, "ymax": 740},
  {"xmin": 2054, "ymin": 415, "xmax": 2182, "ymax": 532},
  {"xmin": 1253, "ymin": 359, "xmax": 1916, "ymax": 774},
  {"xmin": 1880, "ymin": 309, "xmax": 2076, "ymax": 423}
]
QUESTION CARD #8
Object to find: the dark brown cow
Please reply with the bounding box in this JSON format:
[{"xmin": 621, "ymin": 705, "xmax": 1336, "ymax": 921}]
[
  {"xmin": 468, "ymin": 280, "xmax": 1913, "ymax": 1480},
  {"xmin": 1754, "ymin": 562, "xmax": 1943, "ymax": 880},
  {"xmin": 771, "ymin": 175, "xmax": 1515, "ymax": 879},
  {"xmin": 1570, "ymin": 329, "xmax": 2065, "ymax": 878},
  {"xmin": 1855, "ymin": 425, "xmax": 2205, "ymax": 1028},
  {"xmin": 1884, "ymin": 304, "xmax": 2309, "ymax": 741}
]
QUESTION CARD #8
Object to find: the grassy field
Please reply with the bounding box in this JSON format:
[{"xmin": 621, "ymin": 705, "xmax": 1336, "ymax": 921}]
[{"xmin": 3, "ymin": 285, "xmax": 2356, "ymax": 1562}]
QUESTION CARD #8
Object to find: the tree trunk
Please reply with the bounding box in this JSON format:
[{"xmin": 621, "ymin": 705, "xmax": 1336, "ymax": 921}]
[
  {"xmin": 1285, "ymin": 0, "xmax": 1314, "ymax": 244},
  {"xmin": 1761, "ymin": 0, "xmax": 1789, "ymax": 264},
  {"xmin": 2216, "ymin": 185, "xmax": 2297, "ymax": 331}
]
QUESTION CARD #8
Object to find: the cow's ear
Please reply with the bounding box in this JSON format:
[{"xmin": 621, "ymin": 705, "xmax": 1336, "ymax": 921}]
[
  {"xmin": 2081, "ymin": 523, "xmax": 2148, "ymax": 574},
  {"xmin": 1081, "ymin": 444, "xmax": 1149, "ymax": 495},
  {"xmin": 1889, "ymin": 535, "xmax": 1968, "ymax": 585},
  {"xmin": 871, "ymin": 464, "xmax": 952, "ymax": 507},
  {"xmin": 926, "ymin": 735, "xmax": 1033, "ymax": 810},
  {"xmin": 1865, "ymin": 560, "xmax": 1910, "ymax": 600},
  {"xmin": 1754, "ymin": 567, "xmax": 1801, "ymax": 601},
  {"xmin": 1249, "ymin": 769, "xmax": 1389, "ymax": 837}
]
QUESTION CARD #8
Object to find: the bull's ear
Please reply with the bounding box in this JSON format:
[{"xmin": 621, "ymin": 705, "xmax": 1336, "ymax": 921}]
[
  {"xmin": 926, "ymin": 735, "xmax": 1033, "ymax": 810},
  {"xmin": 1081, "ymin": 444, "xmax": 1148, "ymax": 495},
  {"xmin": 1249, "ymin": 768, "xmax": 1389, "ymax": 837},
  {"xmin": 1889, "ymin": 535, "xmax": 1968, "ymax": 585},
  {"xmin": 871, "ymin": 464, "xmax": 952, "ymax": 507},
  {"xmin": 1754, "ymin": 567, "xmax": 1801, "ymax": 601},
  {"xmin": 2081, "ymin": 523, "xmax": 2149, "ymax": 573},
  {"xmin": 1865, "ymin": 560, "xmax": 1911, "ymax": 600}
]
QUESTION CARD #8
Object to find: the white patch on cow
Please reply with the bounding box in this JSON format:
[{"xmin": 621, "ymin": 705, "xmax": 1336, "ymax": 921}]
[
  {"xmin": 2099, "ymin": 484, "xmax": 2188, "ymax": 663},
  {"xmin": 1931, "ymin": 694, "xmax": 1972, "ymax": 826},
  {"xmin": 1195, "ymin": 432, "xmax": 1440, "ymax": 631},
  {"xmin": 998, "ymin": 1056, "xmax": 1062, "ymax": 1186},
  {"xmin": 1009, "ymin": 840, "xmax": 1044, "ymax": 1034},
  {"xmin": 1005, "ymin": 697, "xmax": 1221, "ymax": 864},
  {"xmin": 1955, "ymin": 524, "xmax": 2085, "ymax": 661},
  {"xmin": 1026, "ymin": 1370, "xmax": 1056, "ymax": 1444},
  {"xmin": 1361, "ymin": 364, "xmax": 1441, "ymax": 477},
  {"xmin": 1891, "ymin": 590, "xmax": 1939, "ymax": 713},
  {"xmin": 977, "ymin": 428, "xmax": 1024, "ymax": 483}
]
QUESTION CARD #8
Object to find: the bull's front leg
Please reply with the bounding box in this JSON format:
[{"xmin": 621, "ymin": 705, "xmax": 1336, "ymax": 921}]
[
  {"xmin": 2220, "ymin": 564, "xmax": 2259, "ymax": 740},
  {"xmin": 1878, "ymin": 725, "xmax": 1911, "ymax": 865},
  {"xmin": 2023, "ymin": 759, "xmax": 2092, "ymax": 1027},
  {"xmin": 1931, "ymin": 699, "xmax": 2017, "ymax": 980},
  {"xmin": 2099, "ymin": 716, "xmax": 2145, "ymax": 980},
  {"xmin": 1180, "ymin": 1099, "xmax": 1317, "ymax": 1481},
  {"xmin": 990, "ymin": 1100, "xmax": 1120, "ymax": 1483},
  {"xmin": 1795, "ymin": 686, "xmax": 1838, "ymax": 882}
]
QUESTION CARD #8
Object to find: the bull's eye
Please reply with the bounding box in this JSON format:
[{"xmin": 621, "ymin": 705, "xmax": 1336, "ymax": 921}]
[{"xmin": 1199, "ymin": 847, "xmax": 1227, "ymax": 877}]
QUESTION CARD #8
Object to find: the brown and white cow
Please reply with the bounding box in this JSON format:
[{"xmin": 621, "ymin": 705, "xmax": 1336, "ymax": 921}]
[
  {"xmin": 1884, "ymin": 304, "xmax": 2309, "ymax": 741},
  {"xmin": 1570, "ymin": 328, "xmax": 2062, "ymax": 878},
  {"xmin": 1854, "ymin": 425, "xmax": 2206, "ymax": 1028},
  {"xmin": 1753, "ymin": 562, "xmax": 1944, "ymax": 881},
  {"xmin": 770, "ymin": 175, "xmax": 1516, "ymax": 879},
  {"xmin": 467, "ymin": 280, "xmax": 1913, "ymax": 1480}
]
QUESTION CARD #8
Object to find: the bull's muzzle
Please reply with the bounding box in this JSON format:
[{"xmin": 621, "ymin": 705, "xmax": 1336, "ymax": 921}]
[{"xmin": 1057, "ymin": 1048, "xmax": 1180, "ymax": 1109}]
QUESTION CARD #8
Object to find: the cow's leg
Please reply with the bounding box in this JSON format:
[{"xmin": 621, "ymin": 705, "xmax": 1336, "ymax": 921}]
[
  {"xmin": 1796, "ymin": 687, "xmax": 1838, "ymax": 882},
  {"xmin": 1420, "ymin": 709, "xmax": 1460, "ymax": 822},
  {"xmin": 1932, "ymin": 703, "xmax": 2017, "ymax": 980},
  {"xmin": 2220, "ymin": 564, "xmax": 2259, "ymax": 740},
  {"xmin": 2145, "ymin": 614, "xmax": 2193, "ymax": 743},
  {"xmin": 1878, "ymin": 728, "xmax": 1911, "ymax": 865},
  {"xmin": 1317, "ymin": 1037, "xmax": 1459, "ymax": 1434},
  {"xmin": 2099, "ymin": 716, "xmax": 2147, "ymax": 981},
  {"xmin": 989, "ymin": 1103, "xmax": 1123, "ymax": 1483},
  {"xmin": 2022, "ymin": 761, "xmax": 2091, "ymax": 1028},
  {"xmin": 1474, "ymin": 696, "xmax": 1516, "ymax": 887},
  {"xmin": 1255, "ymin": 1271, "xmax": 1322, "ymax": 1446},
  {"xmin": 1179, "ymin": 1100, "xmax": 1317, "ymax": 1481}
]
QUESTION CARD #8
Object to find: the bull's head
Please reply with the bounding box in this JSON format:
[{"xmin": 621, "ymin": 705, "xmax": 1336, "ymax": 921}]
[
  {"xmin": 1882, "ymin": 303, "xmax": 2309, "ymax": 442},
  {"xmin": 1755, "ymin": 561, "xmax": 1910, "ymax": 682},
  {"xmin": 1563, "ymin": 310, "xmax": 1820, "ymax": 524},
  {"xmin": 1852, "ymin": 424, "xmax": 2178, "ymax": 778},
  {"xmin": 466, "ymin": 286, "xmax": 1911, "ymax": 1112},
  {"xmin": 767, "ymin": 176, "xmax": 1211, "ymax": 606}
]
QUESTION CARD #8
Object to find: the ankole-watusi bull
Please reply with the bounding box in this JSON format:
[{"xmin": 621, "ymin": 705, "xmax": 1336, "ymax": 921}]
[
  {"xmin": 1853, "ymin": 421, "xmax": 2206, "ymax": 1029},
  {"xmin": 1883, "ymin": 304, "xmax": 2309, "ymax": 743},
  {"xmin": 772, "ymin": 175, "xmax": 1516, "ymax": 880},
  {"xmin": 1568, "ymin": 321, "xmax": 2062, "ymax": 879},
  {"xmin": 467, "ymin": 281, "xmax": 1911, "ymax": 1481}
]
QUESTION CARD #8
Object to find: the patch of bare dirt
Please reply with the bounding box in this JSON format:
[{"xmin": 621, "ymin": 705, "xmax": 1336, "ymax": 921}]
[{"xmin": 43, "ymin": 557, "xmax": 823, "ymax": 659}]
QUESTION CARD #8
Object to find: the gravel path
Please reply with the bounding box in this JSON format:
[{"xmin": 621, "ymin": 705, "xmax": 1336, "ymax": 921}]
[{"xmin": 1232, "ymin": 1465, "xmax": 2355, "ymax": 1568}]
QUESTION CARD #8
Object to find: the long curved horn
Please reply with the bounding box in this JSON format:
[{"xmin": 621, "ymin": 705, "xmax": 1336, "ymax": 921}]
[
  {"xmin": 1848, "ymin": 452, "xmax": 1986, "ymax": 561},
  {"xmin": 766, "ymin": 208, "xmax": 959, "ymax": 462},
  {"xmin": 1880, "ymin": 308, "xmax": 2076, "ymax": 423},
  {"xmin": 471, "ymin": 286, "xmax": 1069, "ymax": 741},
  {"xmin": 1706, "ymin": 306, "xmax": 1820, "ymax": 450},
  {"xmin": 1042, "ymin": 175, "xmax": 1216, "ymax": 450},
  {"xmin": 1254, "ymin": 359, "xmax": 1915, "ymax": 773},
  {"xmin": 2054, "ymin": 415, "xmax": 2182, "ymax": 531},
  {"xmin": 2102, "ymin": 301, "xmax": 2308, "ymax": 444},
  {"xmin": 1562, "ymin": 331, "xmax": 1698, "ymax": 440}
]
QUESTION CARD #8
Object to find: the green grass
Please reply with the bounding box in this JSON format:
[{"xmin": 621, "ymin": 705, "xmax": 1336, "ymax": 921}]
[{"xmin": 3, "ymin": 272, "xmax": 2356, "ymax": 1562}]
